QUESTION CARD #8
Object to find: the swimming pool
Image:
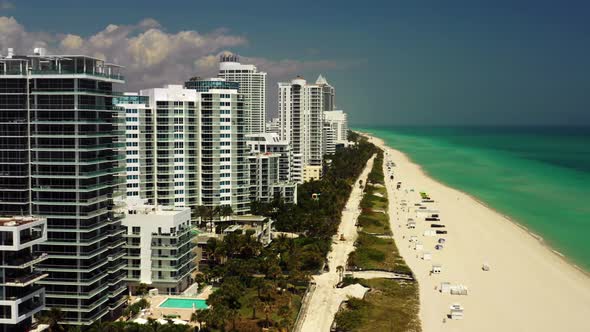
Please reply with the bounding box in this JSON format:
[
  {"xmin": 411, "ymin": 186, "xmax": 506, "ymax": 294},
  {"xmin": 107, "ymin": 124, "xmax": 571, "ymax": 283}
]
[{"xmin": 159, "ymin": 298, "xmax": 209, "ymax": 309}]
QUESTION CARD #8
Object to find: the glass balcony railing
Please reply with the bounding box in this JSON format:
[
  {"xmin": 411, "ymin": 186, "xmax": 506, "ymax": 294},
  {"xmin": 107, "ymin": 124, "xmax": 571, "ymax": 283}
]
[{"xmin": 30, "ymin": 69, "xmax": 124, "ymax": 81}]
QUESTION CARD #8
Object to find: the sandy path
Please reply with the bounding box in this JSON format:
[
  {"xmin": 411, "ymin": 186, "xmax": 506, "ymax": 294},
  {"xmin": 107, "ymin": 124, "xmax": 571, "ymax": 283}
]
[
  {"xmin": 366, "ymin": 133, "xmax": 590, "ymax": 332},
  {"xmin": 298, "ymin": 155, "xmax": 376, "ymax": 332}
]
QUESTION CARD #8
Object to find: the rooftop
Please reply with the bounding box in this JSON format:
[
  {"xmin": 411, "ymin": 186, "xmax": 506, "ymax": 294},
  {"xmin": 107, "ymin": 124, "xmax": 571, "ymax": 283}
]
[{"xmin": 0, "ymin": 216, "xmax": 44, "ymax": 227}]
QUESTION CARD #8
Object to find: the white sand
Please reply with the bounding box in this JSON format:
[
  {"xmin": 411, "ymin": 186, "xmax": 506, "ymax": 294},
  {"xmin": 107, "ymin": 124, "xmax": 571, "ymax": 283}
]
[
  {"xmin": 365, "ymin": 133, "xmax": 590, "ymax": 332},
  {"xmin": 298, "ymin": 155, "xmax": 375, "ymax": 332}
]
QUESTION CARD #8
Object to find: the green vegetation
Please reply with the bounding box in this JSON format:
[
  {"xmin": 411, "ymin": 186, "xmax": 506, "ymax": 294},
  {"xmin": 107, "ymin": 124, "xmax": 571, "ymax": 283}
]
[
  {"xmin": 122, "ymin": 298, "xmax": 150, "ymax": 319},
  {"xmin": 334, "ymin": 278, "xmax": 421, "ymax": 332},
  {"xmin": 338, "ymin": 147, "xmax": 420, "ymax": 331},
  {"xmin": 348, "ymin": 233, "xmax": 411, "ymax": 275},
  {"xmin": 190, "ymin": 132, "xmax": 377, "ymax": 331},
  {"xmin": 36, "ymin": 307, "xmax": 193, "ymax": 332},
  {"xmin": 251, "ymin": 132, "xmax": 378, "ymax": 241},
  {"xmin": 348, "ymin": 150, "xmax": 411, "ymax": 274}
]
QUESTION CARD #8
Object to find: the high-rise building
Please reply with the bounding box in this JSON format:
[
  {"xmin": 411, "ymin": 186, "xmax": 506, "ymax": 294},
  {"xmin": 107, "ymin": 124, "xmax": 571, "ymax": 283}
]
[
  {"xmin": 218, "ymin": 54, "xmax": 267, "ymax": 135},
  {"xmin": 185, "ymin": 78, "xmax": 250, "ymax": 215},
  {"xmin": 322, "ymin": 122, "xmax": 336, "ymax": 155},
  {"xmin": 246, "ymin": 133, "xmax": 297, "ymax": 204},
  {"xmin": 315, "ymin": 74, "xmax": 335, "ymax": 112},
  {"xmin": 0, "ymin": 49, "xmax": 127, "ymax": 325},
  {"xmin": 114, "ymin": 94, "xmax": 152, "ymax": 200},
  {"xmin": 278, "ymin": 77, "xmax": 325, "ymax": 183},
  {"xmin": 118, "ymin": 79, "xmax": 250, "ymax": 220},
  {"xmin": 265, "ymin": 117, "xmax": 281, "ymax": 135},
  {"xmin": 121, "ymin": 202, "xmax": 196, "ymax": 295},
  {"xmin": 324, "ymin": 110, "xmax": 348, "ymax": 147},
  {"xmin": 0, "ymin": 216, "xmax": 47, "ymax": 332},
  {"xmin": 133, "ymin": 86, "xmax": 199, "ymax": 215}
]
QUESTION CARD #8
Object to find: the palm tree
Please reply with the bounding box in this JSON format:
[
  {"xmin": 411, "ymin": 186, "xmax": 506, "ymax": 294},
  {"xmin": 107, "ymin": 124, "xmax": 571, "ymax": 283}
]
[
  {"xmin": 37, "ymin": 307, "xmax": 65, "ymax": 332},
  {"xmin": 196, "ymin": 205, "xmax": 210, "ymax": 229},
  {"xmin": 219, "ymin": 205, "xmax": 233, "ymax": 224}
]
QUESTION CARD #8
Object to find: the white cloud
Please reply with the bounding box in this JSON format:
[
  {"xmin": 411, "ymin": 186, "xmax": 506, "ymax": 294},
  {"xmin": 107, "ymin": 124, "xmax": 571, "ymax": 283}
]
[
  {"xmin": 0, "ymin": 16, "xmax": 360, "ymax": 112},
  {"xmin": 0, "ymin": 2, "xmax": 14, "ymax": 10}
]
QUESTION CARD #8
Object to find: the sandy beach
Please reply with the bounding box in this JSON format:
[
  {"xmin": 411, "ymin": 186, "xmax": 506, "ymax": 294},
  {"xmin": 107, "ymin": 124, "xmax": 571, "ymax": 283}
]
[{"xmin": 364, "ymin": 133, "xmax": 590, "ymax": 332}]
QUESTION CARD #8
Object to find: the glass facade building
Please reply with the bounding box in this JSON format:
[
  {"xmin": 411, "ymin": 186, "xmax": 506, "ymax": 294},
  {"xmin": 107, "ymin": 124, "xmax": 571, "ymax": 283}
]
[{"xmin": 0, "ymin": 52, "xmax": 127, "ymax": 326}]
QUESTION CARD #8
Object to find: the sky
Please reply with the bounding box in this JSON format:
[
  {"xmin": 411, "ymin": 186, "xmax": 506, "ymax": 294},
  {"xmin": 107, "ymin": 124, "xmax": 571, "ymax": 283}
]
[{"xmin": 1, "ymin": 0, "xmax": 589, "ymax": 126}]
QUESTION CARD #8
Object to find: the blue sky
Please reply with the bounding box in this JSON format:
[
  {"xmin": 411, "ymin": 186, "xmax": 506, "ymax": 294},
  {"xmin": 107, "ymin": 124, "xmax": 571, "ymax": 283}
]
[{"xmin": 2, "ymin": 0, "xmax": 590, "ymax": 125}]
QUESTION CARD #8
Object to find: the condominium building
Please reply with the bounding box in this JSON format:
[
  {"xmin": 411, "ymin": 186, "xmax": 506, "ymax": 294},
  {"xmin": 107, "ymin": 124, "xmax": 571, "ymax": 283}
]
[
  {"xmin": 246, "ymin": 133, "xmax": 297, "ymax": 203},
  {"xmin": 132, "ymin": 86, "xmax": 199, "ymax": 214},
  {"xmin": 315, "ymin": 74, "xmax": 335, "ymax": 112},
  {"xmin": 118, "ymin": 79, "xmax": 250, "ymax": 220},
  {"xmin": 265, "ymin": 117, "xmax": 280, "ymax": 135},
  {"xmin": 121, "ymin": 202, "xmax": 196, "ymax": 295},
  {"xmin": 218, "ymin": 54, "xmax": 267, "ymax": 134},
  {"xmin": 322, "ymin": 122, "xmax": 336, "ymax": 155},
  {"xmin": 185, "ymin": 77, "xmax": 250, "ymax": 215},
  {"xmin": 278, "ymin": 77, "xmax": 325, "ymax": 183},
  {"xmin": 0, "ymin": 217, "xmax": 47, "ymax": 332},
  {"xmin": 324, "ymin": 110, "xmax": 348, "ymax": 146},
  {"xmin": 0, "ymin": 49, "xmax": 127, "ymax": 325},
  {"xmin": 114, "ymin": 94, "xmax": 152, "ymax": 200}
]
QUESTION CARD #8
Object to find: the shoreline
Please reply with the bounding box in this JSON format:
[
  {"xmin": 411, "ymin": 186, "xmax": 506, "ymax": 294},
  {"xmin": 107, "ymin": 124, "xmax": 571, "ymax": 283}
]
[
  {"xmin": 356, "ymin": 130, "xmax": 589, "ymax": 277},
  {"xmin": 359, "ymin": 131, "xmax": 590, "ymax": 332}
]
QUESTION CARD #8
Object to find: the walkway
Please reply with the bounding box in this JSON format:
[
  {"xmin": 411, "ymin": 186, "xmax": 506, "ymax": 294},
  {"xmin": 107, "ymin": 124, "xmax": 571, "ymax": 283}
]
[{"xmin": 296, "ymin": 155, "xmax": 376, "ymax": 332}]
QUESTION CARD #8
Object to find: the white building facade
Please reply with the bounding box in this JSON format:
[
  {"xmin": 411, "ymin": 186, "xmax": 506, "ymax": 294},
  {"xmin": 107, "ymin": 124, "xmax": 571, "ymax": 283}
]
[
  {"xmin": 278, "ymin": 77, "xmax": 325, "ymax": 183},
  {"xmin": 246, "ymin": 133, "xmax": 297, "ymax": 203},
  {"xmin": 185, "ymin": 78, "xmax": 250, "ymax": 215},
  {"xmin": 218, "ymin": 54, "xmax": 267, "ymax": 135},
  {"xmin": 118, "ymin": 86, "xmax": 200, "ymax": 217},
  {"xmin": 324, "ymin": 110, "xmax": 349, "ymax": 147},
  {"xmin": 121, "ymin": 203, "xmax": 196, "ymax": 294}
]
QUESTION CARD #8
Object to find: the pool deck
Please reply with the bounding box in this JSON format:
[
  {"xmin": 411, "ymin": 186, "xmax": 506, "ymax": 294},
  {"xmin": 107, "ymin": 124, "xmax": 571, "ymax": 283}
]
[{"xmin": 133, "ymin": 286, "xmax": 214, "ymax": 322}]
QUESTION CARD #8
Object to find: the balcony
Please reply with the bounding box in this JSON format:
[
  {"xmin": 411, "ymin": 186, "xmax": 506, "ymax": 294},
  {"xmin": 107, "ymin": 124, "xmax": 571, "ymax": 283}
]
[
  {"xmin": 0, "ymin": 253, "xmax": 48, "ymax": 269},
  {"xmin": 0, "ymin": 287, "xmax": 45, "ymax": 325},
  {"xmin": 30, "ymin": 69, "xmax": 124, "ymax": 82},
  {"xmin": 0, "ymin": 217, "xmax": 47, "ymax": 250},
  {"xmin": 2, "ymin": 272, "xmax": 48, "ymax": 287}
]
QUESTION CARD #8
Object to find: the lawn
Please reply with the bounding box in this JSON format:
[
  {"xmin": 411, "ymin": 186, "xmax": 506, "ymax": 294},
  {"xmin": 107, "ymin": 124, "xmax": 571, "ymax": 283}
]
[
  {"xmin": 349, "ymin": 233, "xmax": 410, "ymax": 274},
  {"xmin": 334, "ymin": 278, "xmax": 421, "ymax": 332},
  {"xmin": 357, "ymin": 210, "xmax": 391, "ymax": 235}
]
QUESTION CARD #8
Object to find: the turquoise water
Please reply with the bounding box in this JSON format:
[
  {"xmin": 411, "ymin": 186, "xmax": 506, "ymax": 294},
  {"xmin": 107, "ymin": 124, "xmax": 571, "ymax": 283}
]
[
  {"xmin": 357, "ymin": 126, "xmax": 590, "ymax": 271},
  {"xmin": 159, "ymin": 298, "xmax": 209, "ymax": 309}
]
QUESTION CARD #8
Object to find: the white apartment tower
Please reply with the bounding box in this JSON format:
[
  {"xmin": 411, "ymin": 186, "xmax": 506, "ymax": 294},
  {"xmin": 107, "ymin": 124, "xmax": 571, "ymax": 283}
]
[
  {"xmin": 218, "ymin": 54, "xmax": 267, "ymax": 135},
  {"xmin": 118, "ymin": 86, "xmax": 200, "ymax": 215},
  {"xmin": 246, "ymin": 133, "xmax": 297, "ymax": 203},
  {"xmin": 118, "ymin": 81, "xmax": 250, "ymax": 218},
  {"xmin": 185, "ymin": 78, "xmax": 250, "ymax": 215},
  {"xmin": 278, "ymin": 76, "xmax": 326, "ymax": 183},
  {"xmin": 324, "ymin": 110, "xmax": 349, "ymax": 146},
  {"xmin": 121, "ymin": 202, "xmax": 196, "ymax": 295}
]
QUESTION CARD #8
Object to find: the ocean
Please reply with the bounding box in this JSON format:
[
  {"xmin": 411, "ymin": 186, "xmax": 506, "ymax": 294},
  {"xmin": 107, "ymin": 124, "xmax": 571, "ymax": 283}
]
[{"xmin": 357, "ymin": 126, "xmax": 590, "ymax": 272}]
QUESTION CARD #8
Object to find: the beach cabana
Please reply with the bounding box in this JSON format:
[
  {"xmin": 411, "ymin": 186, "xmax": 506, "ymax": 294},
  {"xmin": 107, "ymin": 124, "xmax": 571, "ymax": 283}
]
[
  {"xmin": 440, "ymin": 282, "xmax": 451, "ymax": 293},
  {"xmin": 423, "ymin": 229, "xmax": 436, "ymax": 237},
  {"xmin": 449, "ymin": 304, "xmax": 464, "ymax": 320},
  {"xmin": 431, "ymin": 264, "xmax": 442, "ymax": 274},
  {"xmin": 414, "ymin": 242, "xmax": 423, "ymax": 251},
  {"xmin": 422, "ymin": 252, "xmax": 432, "ymax": 260},
  {"xmin": 450, "ymin": 285, "xmax": 469, "ymax": 296},
  {"xmin": 133, "ymin": 318, "xmax": 148, "ymax": 325}
]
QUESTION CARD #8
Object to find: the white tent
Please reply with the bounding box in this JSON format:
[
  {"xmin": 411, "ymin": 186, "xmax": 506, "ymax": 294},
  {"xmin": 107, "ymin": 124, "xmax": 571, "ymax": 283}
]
[
  {"xmin": 173, "ymin": 319, "xmax": 188, "ymax": 325},
  {"xmin": 133, "ymin": 318, "xmax": 148, "ymax": 325}
]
